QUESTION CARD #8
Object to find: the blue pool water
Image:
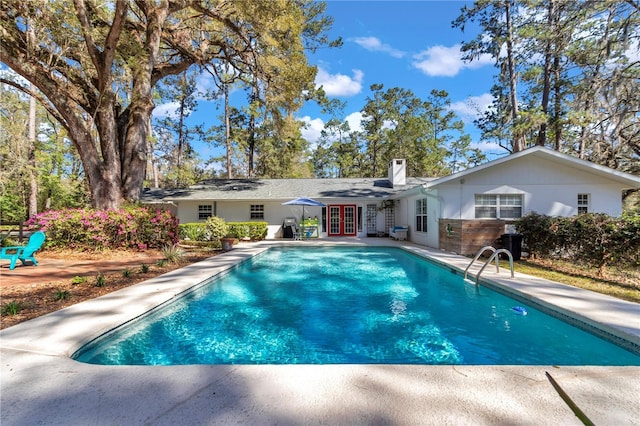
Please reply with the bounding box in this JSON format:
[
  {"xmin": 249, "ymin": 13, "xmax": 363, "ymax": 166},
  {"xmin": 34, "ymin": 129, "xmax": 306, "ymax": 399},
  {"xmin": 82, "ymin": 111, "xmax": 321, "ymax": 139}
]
[{"xmin": 75, "ymin": 247, "xmax": 640, "ymax": 365}]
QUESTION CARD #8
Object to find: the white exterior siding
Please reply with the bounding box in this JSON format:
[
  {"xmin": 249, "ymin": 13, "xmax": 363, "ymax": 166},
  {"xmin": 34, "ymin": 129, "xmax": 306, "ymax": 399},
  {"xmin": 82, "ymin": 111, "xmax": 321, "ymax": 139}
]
[
  {"xmin": 173, "ymin": 200, "xmax": 213, "ymax": 223},
  {"xmin": 395, "ymin": 192, "xmax": 440, "ymax": 248},
  {"xmin": 143, "ymin": 147, "xmax": 639, "ymax": 245},
  {"xmin": 173, "ymin": 199, "xmax": 389, "ymax": 239},
  {"xmin": 436, "ymin": 155, "xmax": 628, "ymax": 219}
]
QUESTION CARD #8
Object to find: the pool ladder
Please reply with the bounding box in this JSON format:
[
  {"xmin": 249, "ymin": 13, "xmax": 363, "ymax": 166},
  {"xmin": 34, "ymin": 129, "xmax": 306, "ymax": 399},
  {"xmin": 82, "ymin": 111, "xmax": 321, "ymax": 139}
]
[{"xmin": 464, "ymin": 246, "xmax": 514, "ymax": 285}]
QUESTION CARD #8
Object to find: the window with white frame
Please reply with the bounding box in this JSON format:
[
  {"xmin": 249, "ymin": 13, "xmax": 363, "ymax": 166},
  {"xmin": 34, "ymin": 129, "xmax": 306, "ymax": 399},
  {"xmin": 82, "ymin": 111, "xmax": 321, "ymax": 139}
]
[
  {"xmin": 250, "ymin": 204, "xmax": 264, "ymax": 220},
  {"xmin": 474, "ymin": 194, "xmax": 523, "ymax": 219},
  {"xmin": 577, "ymin": 194, "xmax": 590, "ymax": 214},
  {"xmin": 198, "ymin": 204, "xmax": 213, "ymax": 220},
  {"xmin": 415, "ymin": 198, "xmax": 428, "ymax": 232}
]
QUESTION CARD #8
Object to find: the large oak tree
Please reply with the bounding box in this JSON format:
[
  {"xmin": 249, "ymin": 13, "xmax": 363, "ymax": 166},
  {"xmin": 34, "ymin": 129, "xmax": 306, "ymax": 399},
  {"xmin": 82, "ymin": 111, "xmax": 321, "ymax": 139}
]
[{"xmin": 1, "ymin": 0, "xmax": 330, "ymax": 209}]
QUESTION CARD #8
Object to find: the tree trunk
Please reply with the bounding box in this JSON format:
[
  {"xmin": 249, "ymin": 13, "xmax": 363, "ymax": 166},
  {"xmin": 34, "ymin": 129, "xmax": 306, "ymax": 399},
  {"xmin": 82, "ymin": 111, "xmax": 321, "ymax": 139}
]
[
  {"xmin": 28, "ymin": 86, "xmax": 38, "ymax": 218},
  {"xmin": 537, "ymin": 0, "xmax": 555, "ymax": 147},
  {"xmin": 224, "ymin": 79, "xmax": 232, "ymax": 179},
  {"xmin": 248, "ymin": 78, "xmax": 258, "ymax": 178},
  {"xmin": 177, "ymin": 88, "xmax": 185, "ymax": 181},
  {"xmin": 505, "ymin": 0, "xmax": 526, "ymax": 153},
  {"xmin": 553, "ymin": 54, "xmax": 562, "ymax": 151},
  {"xmin": 119, "ymin": 4, "xmax": 169, "ymax": 202},
  {"xmin": 147, "ymin": 119, "xmax": 159, "ymax": 188},
  {"xmin": 121, "ymin": 95, "xmax": 151, "ymax": 202}
]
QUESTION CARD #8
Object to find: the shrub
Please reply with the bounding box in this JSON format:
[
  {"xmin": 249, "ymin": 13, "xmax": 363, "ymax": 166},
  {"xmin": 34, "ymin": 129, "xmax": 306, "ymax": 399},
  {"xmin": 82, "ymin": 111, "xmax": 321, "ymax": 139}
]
[
  {"xmin": 515, "ymin": 212, "xmax": 554, "ymax": 258},
  {"xmin": 122, "ymin": 269, "xmax": 131, "ymax": 278},
  {"xmin": 140, "ymin": 264, "xmax": 150, "ymax": 273},
  {"xmin": 25, "ymin": 205, "xmax": 179, "ymax": 251},
  {"xmin": 227, "ymin": 222, "xmax": 268, "ymax": 241},
  {"xmin": 95, "ymin": 273, "xmax": 106, "ymax": 287},
  {"xmin": 515, "ymin": 212, "xmax": 640, "ymax": 273},
  {"xmin": 205, "ymin": 216, "xmax": 229, "ymax": 241},
  {"xmin": 179, "ymin": 221, "xmax": 268, "ymax": 243},
  {"xmin": 71, "ymin": 276, "xmax": 86, "ymax": 285},
  {"xmin": 1, "ymin": 301, "xmax": 24, "ymax": 315},
  {"xmin": 612, "ymin": 211, "xmax": 640, "ymax": 267},
  {"xmin": 566, "ymin": 213, "xmax": 615, "ymax": 271},
  {"xmin": 179, "ymin": 223, "xmax": 207, "ymax": 241},
  {"xmin": 54, "ymin": 289, "xmax": 70, "ymax": 301},
  {"xmin": 162, "ymin": 244, "xmax": 186, "ymax": 263},
  {"xmin": 234, "ymin": 224, "xmax": 251, "ymax": 240},
  {"xmin": 1, "ymin": 237, "xmax": 18, "ymax": 247}
]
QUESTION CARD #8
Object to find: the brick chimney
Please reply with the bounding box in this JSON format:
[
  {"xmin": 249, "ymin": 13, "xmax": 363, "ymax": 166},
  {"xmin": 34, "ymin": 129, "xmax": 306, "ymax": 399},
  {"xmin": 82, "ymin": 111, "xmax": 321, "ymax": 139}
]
[{"xmin": 388, "ymin": 159, "xmax": 406, "ymax": 187}]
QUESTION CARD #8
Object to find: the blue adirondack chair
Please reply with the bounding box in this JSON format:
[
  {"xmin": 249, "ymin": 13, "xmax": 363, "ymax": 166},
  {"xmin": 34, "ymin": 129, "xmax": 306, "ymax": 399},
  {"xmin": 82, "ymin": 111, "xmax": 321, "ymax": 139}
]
[{"xmin": 0, "ymin": 231, "xmax": 46, "ymax": 270}]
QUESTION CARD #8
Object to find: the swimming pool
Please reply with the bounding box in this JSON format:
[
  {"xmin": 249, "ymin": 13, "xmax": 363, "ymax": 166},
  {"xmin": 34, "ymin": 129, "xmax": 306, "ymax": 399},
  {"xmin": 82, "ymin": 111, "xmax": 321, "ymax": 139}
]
[{"xmin": 74, "ymin": 246, "xmax": 640, "ymax": 365}]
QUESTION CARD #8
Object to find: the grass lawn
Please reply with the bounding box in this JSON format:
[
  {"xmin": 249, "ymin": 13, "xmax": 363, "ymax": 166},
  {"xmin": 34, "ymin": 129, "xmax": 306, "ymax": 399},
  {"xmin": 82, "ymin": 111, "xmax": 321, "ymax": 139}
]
[{"xmin": 514, "ymin": 259, "xmax": 640, "ymax": 304}]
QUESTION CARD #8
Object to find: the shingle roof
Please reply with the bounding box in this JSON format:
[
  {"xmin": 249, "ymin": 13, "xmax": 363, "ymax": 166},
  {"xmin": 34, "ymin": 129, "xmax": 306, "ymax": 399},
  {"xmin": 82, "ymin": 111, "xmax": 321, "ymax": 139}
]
[{"xmin": 141, "ymin": 177, "xmax": 435, "ymax": 202}]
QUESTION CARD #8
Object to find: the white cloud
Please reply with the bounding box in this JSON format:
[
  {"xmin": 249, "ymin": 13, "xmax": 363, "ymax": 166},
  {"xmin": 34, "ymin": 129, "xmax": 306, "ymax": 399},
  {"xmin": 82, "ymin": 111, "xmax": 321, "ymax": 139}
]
[
  {"xmin": 195, "ymin": 72, "xmax": 215, "ymax": 96},
  {"xmin": 450, "ymin": 93, "xmax": 494, "ymax": 123},
  {"xmin": 152, "ymin": 102, "xmax": 180, "ymax": 118},
  {"xmin": 315, "ymin": 68, "xmax": 364, "ymax": 97},
  {"xmin": 412, "ymin": 44, "xmax": 492, "ymax": 77},
  {"xmin": 471, "ymin": 140, "xmax": 503, "ymax": 153},
  {"xmin": 360, "ymin": 113, "xmax": 396, "ymax": 131},
  {"xmin": 345, "ymin": 111, "xmax": 364, "ymax": 133},
  {"xmin": 300, "ymin": 116, "xmax": 325, "ymax": 147},
  {"xmin": 351, "ymin": 36, "xmax": 406, "ymax": 58},
  {"xmin": 300, "ymin": 111, "xmax": 365, "ymax": 148}
]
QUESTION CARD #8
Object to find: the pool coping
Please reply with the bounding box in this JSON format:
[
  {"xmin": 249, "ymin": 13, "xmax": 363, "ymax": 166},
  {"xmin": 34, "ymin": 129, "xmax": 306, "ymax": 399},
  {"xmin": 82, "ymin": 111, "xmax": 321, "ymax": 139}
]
[{"xmin": 2, "ymin": 238, "xmax": 639, "ymax": 425}]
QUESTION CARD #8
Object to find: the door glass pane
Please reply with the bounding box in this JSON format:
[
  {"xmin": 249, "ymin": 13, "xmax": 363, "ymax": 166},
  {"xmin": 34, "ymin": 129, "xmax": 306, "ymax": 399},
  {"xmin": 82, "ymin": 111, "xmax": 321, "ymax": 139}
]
[
  {"xmin": 344, "ymin": 206, "xmax": 355, "ymax": 234},
  {"xmin": 330, "ymin": 207, "xmax": 340, "ymax": 234}
]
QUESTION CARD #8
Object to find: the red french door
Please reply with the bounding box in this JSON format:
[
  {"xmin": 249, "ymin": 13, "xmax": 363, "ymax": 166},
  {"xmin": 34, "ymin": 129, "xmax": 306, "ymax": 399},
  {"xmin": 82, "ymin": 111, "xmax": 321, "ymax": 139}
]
[{"xmin": 328, "ymin": 205, "xmax": 357, "ymax": 236}]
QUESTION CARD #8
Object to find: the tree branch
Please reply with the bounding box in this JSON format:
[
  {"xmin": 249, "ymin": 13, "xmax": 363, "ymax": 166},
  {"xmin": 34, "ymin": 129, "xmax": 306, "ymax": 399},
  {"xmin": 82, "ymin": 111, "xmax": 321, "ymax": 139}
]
[
  {"xmin": 73, "ymin": 0, "xmax": 103, "ymax": 77},
  {"xmin": 0, "ymin": 78, "xmax": 66, "ymax": 126},
  {"xmin": 102, "ymin": 0, "xmax": 128, "ymax": 83}
]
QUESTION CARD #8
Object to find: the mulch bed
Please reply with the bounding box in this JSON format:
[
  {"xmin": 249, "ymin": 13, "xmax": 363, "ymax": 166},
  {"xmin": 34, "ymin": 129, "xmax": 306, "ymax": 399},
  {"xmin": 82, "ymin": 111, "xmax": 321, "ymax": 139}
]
[{"xmin": 0, "ymin": 251, "xmax": 213, "ymax": 330}]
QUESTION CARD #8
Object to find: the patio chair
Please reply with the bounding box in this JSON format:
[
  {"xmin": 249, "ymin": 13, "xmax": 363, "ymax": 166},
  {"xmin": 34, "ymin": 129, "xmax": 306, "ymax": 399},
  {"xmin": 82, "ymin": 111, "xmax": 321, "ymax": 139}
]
[
  {"xmin": 292, "ymin": 224, "xmax": 302, "ymax": 240},
  {"xmin": 304, "ymin": 226, "xmax": 317, "ymax": 239},
  {"xmin": 0, "ymin": 231, "xmax": 46, "ymax": 270},
  {"xmin": 389, "ymin": 226, "xmax": 408, "ymax": 241}
]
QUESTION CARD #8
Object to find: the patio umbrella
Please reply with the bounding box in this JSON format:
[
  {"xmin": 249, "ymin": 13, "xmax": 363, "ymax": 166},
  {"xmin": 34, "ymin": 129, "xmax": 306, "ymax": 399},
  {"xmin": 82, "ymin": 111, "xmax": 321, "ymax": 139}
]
[{"xmin": 282, "ymin": 197, "xmax": 325, "ymax": 225}]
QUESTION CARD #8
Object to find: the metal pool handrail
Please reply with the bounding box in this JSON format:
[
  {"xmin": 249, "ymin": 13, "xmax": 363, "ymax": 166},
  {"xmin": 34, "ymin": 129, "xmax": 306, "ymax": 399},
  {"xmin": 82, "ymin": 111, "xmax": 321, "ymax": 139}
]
[
  {"xmin": 474, "ymin": 249, "xmax": 514, "ymax": 286},
  {"xmin": 464, "ymin": 246, "xmax": 514, "ymax": 285},
  {"xmin": 464, "ymin": 246, "xmax": 498, "ymax": 281}
]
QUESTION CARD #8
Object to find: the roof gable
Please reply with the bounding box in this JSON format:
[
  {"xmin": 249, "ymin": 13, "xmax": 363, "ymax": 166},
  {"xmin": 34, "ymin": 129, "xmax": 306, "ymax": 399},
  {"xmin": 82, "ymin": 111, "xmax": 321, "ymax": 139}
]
[{"xmin": 428, "ymin": 146, "xmax": 640, "ymax": 188}]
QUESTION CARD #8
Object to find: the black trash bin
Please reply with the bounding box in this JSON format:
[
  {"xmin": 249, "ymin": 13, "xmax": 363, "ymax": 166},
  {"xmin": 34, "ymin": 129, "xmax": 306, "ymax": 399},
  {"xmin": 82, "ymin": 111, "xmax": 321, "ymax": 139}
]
[{"xmin": 501, "ymin": 233, "xmax": 523, "ymax": 260}]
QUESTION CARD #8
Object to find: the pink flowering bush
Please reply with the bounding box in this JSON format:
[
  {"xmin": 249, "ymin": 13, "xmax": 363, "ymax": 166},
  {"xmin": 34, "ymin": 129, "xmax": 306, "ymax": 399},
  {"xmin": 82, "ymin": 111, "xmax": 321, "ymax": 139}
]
[{"xmin": 26, "ymin": 206, "xmax": 179, "ymax": 251}]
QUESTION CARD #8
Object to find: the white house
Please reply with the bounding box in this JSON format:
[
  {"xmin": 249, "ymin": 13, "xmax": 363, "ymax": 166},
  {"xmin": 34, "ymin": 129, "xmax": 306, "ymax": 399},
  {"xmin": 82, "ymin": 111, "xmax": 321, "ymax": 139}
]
[{"xmin": 142, "ymin": 146, "xmax": 640, "ymax": 254}]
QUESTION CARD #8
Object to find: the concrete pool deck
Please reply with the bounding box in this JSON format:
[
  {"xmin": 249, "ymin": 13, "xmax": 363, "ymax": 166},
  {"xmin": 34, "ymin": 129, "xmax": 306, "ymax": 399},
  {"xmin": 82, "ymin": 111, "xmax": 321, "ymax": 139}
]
[{"xmin": 1, "ymin": 239, "xmax": 639, "ymax": 425}]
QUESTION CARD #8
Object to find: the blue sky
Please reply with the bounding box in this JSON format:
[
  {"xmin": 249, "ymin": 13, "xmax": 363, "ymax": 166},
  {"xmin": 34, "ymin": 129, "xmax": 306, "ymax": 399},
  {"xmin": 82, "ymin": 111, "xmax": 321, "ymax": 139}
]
[
  {"xmin": 166, "ymin": 1, "xmax": 504, "ymax": 166},
  {"xmin": 7, "ymin": 2, "xmax": 638, "ymax": 175},
  {"xmin": 4, "ymin": 1, "xmax": 503, "ymax": 166},
  {"xmin": 296, "ymin": 0, "xmax": 498, "ymax": 154}
]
